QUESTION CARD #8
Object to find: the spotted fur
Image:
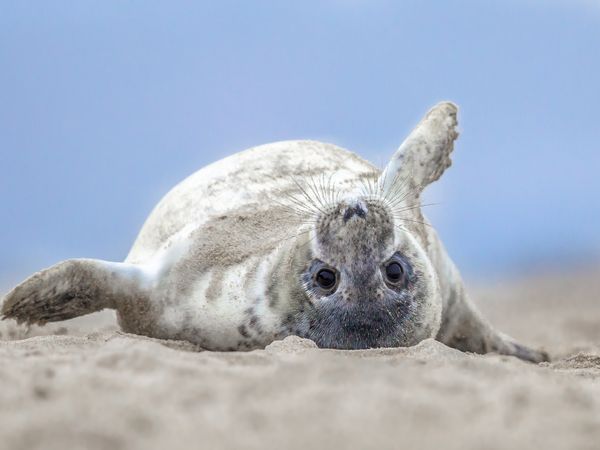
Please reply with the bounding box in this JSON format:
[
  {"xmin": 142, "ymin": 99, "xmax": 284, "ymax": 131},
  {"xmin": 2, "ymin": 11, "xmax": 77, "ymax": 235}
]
[{"xmin": 1, "ymin": 102, "xmax": 549, "ymax": 362}]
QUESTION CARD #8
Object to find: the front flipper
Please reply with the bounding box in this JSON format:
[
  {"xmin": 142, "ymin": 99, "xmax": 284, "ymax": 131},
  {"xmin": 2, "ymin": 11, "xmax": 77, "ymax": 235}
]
[
  {"xmin": 1, "ymin": 259, "xmax": 149, "ymax": 326},
  {"xmin": 437, "ymin": 283, "xmax": 550, "ymax": 363}
]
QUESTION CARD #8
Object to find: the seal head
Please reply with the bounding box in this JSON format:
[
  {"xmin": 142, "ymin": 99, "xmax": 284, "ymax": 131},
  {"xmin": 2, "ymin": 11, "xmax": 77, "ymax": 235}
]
[{"xmin": 291, "ymin": 195, "xmax": 441, "ymax": 349}]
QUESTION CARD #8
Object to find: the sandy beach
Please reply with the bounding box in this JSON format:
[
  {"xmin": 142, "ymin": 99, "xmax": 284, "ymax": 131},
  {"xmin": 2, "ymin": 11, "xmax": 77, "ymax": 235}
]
[{"xmin": 1, "ymin": 267, "xmax": 599, "ymax": 450}]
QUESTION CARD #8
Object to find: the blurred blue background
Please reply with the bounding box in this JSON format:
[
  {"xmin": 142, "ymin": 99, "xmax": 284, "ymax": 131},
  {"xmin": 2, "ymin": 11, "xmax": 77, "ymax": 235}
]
[{"xmin": 1, "ymin": 0, "xmax": 599, "ymax": 287}]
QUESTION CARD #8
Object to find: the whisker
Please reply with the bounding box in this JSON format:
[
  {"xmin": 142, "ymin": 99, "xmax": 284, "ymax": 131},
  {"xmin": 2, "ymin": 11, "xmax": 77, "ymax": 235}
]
[
  {"xmin": 358, "ymin": 178, "xmax": 371, "ymax": 198},
  {"xmin": 387, "ymin": 176, "xmax": 412, "ymax": 202},
  {"xmin": 291, "ymin": 176, "xmax": 327, "ymax": 215},
  {"xmin": 269, "ymin": 195, "xmax": 316, "ymax": 218},
  {"xmin": 393, "ymin": 218, "xmax": 432, "ymax": 228},
  {"xmin": 277, "ymin": 227, "xmax": 312, "ymax": 246},
  {"xmin": 391, "ymin": 202, "xmax": 441, "ymax": 215},
  {"xmin": 326, "ymin": 172, "xmax": 337, "ymax": 206},
  {"xmin": 317, "ymin": 173, "xmax": 331, "ymax": 209},
  {"xmin": 307, "ymin": 175, "xmax": 327, "ymax": 211},
  {"xmin": 385, "ymin": 181, "xmax": 425, "ymax": 210}
]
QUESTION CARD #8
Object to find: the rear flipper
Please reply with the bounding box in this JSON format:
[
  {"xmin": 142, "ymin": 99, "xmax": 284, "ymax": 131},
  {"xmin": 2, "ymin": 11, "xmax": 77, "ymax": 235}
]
[
  {"xmin": 437, "ymin": 284, "xmax": 550, "ymax": 363},
  {"xmin": 1, "ymin": 259, "xmax": 148, "ymax": 326}
]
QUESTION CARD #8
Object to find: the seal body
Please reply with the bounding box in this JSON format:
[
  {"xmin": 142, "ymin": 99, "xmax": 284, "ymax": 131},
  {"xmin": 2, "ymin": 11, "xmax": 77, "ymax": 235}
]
[
  {"xmin": 121, "ymin": 141, "xmax": 441, "ymax": 350},
  {"xmin": 1, "ymin": 102, "xmax": 549, "ymax": 362},
  {"xmin": 122, "ymin": 141, "xmax": 391, "ymax": 350}
]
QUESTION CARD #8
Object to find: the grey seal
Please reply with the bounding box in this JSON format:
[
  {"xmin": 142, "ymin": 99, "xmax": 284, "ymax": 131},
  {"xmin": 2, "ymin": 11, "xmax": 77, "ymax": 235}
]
[{"xmin": 1, "ymin": 102, "xmax": 548, "ymax": 362}]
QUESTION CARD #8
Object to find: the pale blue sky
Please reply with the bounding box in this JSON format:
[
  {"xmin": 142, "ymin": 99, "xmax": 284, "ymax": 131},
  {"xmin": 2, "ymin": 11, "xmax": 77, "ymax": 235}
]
[{"xmin": 1, "ymin": 0, "xmax": 599, "ymax": 285}]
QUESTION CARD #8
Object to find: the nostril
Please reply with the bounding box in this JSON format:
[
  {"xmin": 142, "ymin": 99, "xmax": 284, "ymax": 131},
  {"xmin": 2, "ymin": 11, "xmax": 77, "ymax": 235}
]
[
  {"xmin": 343, "ymin": 208, "xmax": 355, "ymax": 222},
  {"xmin": 355, "ymin": 204, "xmax": 367, "ymax": 218},
  {"xmin": 343, "ymin": 204, "xmax": 367, "ymax": 223}
]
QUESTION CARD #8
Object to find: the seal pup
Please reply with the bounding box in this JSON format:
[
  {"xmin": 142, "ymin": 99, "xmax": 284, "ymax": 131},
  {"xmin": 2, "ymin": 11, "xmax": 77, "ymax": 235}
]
[{"xmin": 1, "ymin": 102, "xmax": 548, "ymax": 362}]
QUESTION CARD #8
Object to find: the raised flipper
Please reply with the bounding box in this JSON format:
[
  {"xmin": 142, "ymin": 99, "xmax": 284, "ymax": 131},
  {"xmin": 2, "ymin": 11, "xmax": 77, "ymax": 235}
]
[
  {"xmin": 1, "ymin": 259, "xmax": 149, "ymax": 326},
  {"xmin": 379, "ymin": 101, "xmax": 459, "ymax": 196}
]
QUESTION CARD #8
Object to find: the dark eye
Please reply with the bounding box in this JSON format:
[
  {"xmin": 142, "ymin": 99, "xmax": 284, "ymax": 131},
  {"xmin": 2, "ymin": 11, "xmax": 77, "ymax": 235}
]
[
  {"xmin": 385, "ymin": 261, "xmax": 404, "ymax": 284},
  {"xmin": 315, "ymin": 269, "xmax": 337, "ymax": 290}
]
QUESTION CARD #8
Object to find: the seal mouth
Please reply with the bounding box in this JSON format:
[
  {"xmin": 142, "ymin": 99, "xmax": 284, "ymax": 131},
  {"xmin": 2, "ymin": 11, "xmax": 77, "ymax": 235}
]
[{"xmin": 301, "ymin": 298, "xmax": 412, "ymax": 350}]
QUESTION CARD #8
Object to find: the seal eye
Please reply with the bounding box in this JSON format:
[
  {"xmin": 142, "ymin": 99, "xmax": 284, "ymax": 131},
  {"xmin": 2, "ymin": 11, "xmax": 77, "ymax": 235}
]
[
  {"xmin": 385, "ymin": 261, "xmax": 404, "ymax": 285},
  {"xmin": 315, "ymin": 269, "xmax": 337, "ymax": 291}
]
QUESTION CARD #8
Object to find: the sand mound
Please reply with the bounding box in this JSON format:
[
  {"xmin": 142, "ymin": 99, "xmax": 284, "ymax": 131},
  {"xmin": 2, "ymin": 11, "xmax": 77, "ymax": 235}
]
[{"xmin": 1, "ymin": 268, "xmax": 600, "ymax": 450}]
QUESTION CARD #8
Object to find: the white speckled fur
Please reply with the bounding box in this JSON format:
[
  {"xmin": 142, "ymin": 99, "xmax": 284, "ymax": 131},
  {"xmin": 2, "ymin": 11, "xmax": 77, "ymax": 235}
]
[{"xmin": 1, "ymin": 102, "xmax": 549, "ymax": 362}]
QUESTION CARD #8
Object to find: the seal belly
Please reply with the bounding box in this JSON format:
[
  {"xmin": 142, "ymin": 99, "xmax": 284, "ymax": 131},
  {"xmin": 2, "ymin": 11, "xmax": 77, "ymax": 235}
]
[{"xmin": 152, "ymin": 250, "xmax": 288, "ymax": 350}]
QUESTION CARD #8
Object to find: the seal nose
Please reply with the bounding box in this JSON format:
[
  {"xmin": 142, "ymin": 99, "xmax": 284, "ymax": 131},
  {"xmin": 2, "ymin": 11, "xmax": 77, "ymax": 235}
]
[{"xmin": 343, "ymin": 203, "xmax": 367, "ymax": 223}]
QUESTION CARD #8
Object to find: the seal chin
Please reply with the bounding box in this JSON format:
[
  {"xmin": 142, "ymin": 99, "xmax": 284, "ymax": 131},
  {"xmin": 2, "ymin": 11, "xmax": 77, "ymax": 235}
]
[{"xmin": 298, "ymin": 300, "xmax": 414, "ymax": 350}]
